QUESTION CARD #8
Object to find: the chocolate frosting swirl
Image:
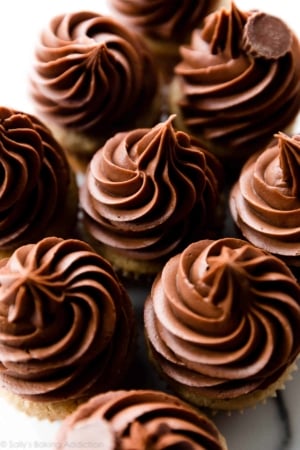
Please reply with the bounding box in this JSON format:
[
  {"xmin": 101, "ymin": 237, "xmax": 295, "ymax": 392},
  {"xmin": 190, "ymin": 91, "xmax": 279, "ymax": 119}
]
[
  {"xmin": 144, "ymin": 238, "xmax": 300, "ymax": 402},
  {"xmin": 174, "ymin": 3, "xmax": 300, "ymax": 162},
  {"xmin": 0, "ymin": 237, "xmax": 135, "ymax": 401},
  {"xmin": 30, "ymin": 11, "xmax": 158, "ymax": 134},
  {"xmin": 80, "ymin": 115, "xmax": 223, "ymax": 263},
  {"xmin": 56, "ymin": 390, "xmax": 227, "ymax": 450},
  {"xmin": 230, "ymin": 133, "xmax": 300, "ymax": 265},
  {"xmin": 109, "ymin": 0, "xmax": 216, "ymax": 42},
  {"xmin": 0, "ymin": 107, "xmax": 73, "ymax": 252}
]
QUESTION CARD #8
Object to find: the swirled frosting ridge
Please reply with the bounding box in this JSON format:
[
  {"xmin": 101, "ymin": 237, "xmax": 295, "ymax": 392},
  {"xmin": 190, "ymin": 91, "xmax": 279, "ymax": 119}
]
[
  {"xmin": 0, "ymin": 107, "xmax": 74, "ymax": 252},
  {"xmin": 0, "ymin": 237, "xmax": 135, "ymax": 402},
  {"xmin": 144, "ymin": 238, "xmax": 300, "ymax": 407},
  {"xmin": 80, "ymin": 115, "xmax": 223, "ymax": 265},
  {"xmin": 230, "ymin": 132, "xmax": 300, "ymax": 266},
  {"xmin": 56, "ymin": 390, "xmax": 227, "ymax": 450},
  {"xmin": 173, "ymin": 3, "xmax": 300, "ymax": 162},
  {"xmin": 30, "ymin": 11, "xmax": 158, "ymax": 135}
]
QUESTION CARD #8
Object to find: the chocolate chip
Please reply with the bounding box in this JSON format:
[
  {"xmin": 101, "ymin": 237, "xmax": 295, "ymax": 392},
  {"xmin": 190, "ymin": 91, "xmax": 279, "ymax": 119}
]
[{"xmin": 242, "ymin": 12, "xmax": 292, "ymax": 59}]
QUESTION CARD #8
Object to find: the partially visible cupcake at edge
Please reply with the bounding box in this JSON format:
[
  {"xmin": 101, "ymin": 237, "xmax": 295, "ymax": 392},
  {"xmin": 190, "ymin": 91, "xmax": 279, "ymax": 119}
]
[
  {"xmin": 108, "ymin": 0, "xmax": 227, "ymax": 81},
  {"xmin": 56, "ymin": 390, "xmax": 228, "ymax": 450},
  {"xmin": 144, "ymin": 237, "xmax": 300, "ymax": 411},
  {"xmin": 0, "ymin": 237, "xmax": 135, "ymax": 421},
  {"xmin": 0, "ymin": 106, "xmax": 78, "ymax": 259},
  {"xmin": 230, "ymin": 132, "xmax": 300, "ymax": 277},
  {"xmin": 169, "ymin": 2, "xmax": 300, "ymax": 173},
  {"xmin": 29, "ymin": 11, "xmax": 161, "ymax": 173},
  {"xmin": 79, "ymin": 115, "xmax": 224, "ymax": 280}
]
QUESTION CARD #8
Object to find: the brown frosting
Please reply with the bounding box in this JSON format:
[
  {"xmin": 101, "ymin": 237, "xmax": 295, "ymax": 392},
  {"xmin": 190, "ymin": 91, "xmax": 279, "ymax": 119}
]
[
  {"xmin": 56, "ymin": 390, "xmax": 227, "ymax": 450},
  {"xmin": 0, "ymin": 107, "xmax": 73, "ymax": 253},
  {"xmin": 144, "ymin": 238, "xmax": 300, "ymax": 402},
  {"xmin": 109, "ymin": 0, "xmax": 217, "ymax": 42},
  {"xmin": 30, "ymin": 11, "xmax": 158, "ymax": 135},
  {"xmin": 174, "ymin": 3, "xmax": 300, "ymax": 163},
  {"xmin": 230, "ymin": 133, "xmax": 300, "ymax": 266},
  {"xmin": 0, "ymin": 237, "xmax": 135, "ymax": 402},
  {"xmin": 80, "ymin": 115, "xmax": 223, "ymax": 264}
]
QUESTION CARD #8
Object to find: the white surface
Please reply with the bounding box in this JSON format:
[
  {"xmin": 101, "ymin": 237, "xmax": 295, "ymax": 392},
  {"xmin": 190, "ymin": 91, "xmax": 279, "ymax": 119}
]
[{"xmin": 0, "ymin": 1, "xmax": 299, "ymax": 449}]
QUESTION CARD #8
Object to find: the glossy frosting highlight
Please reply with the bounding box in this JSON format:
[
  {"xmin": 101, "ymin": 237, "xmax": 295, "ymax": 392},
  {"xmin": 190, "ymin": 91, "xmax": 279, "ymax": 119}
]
[
  {"xmin": 144, "ymin": 238, "xmax": 300, "ymax": 407},
  {"xmin": 230, "ymin": 132, "xmax": 300, "ymax": 266},
  {"xmin": 80, "ymin": 115, "xmax": 223, "ymax": 265},
  {"xmin": 0, "ymin": 107, "xmax": 73, "ymax": 253},
  {"xmin": 56, "ymin": 390, "xmax": 227, "ymax": 450},
  {"xmin": 0, "ymin": 237, "xmax": 135, "ymax": 402},
  {"xmin": 173, "ymin": 3, "xmax": 300, "ymax": 162},
  {"xmin": 30, "ymin": 11, "xmax": 158, "ymax": 135}
]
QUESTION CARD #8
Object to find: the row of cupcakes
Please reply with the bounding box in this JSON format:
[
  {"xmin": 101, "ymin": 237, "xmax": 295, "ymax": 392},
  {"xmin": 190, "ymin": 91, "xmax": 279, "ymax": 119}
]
[
  {"xmin": 0, "ymin": 235, "xmax": 299, "ymax": 445},
  {"xmin": 0, "ymin": 106, "xmax": 299, "ymax": 447},
  {"xmin": 0, "ymin": 0, "xmax": 300, "ymax": 448},
  {"xmin": 26, "ymin": 2, "xmax": 300, "ymax": 176},
  {"xmin": 0, "ymin": 104, "xmax": 299, "ymax": 279}
]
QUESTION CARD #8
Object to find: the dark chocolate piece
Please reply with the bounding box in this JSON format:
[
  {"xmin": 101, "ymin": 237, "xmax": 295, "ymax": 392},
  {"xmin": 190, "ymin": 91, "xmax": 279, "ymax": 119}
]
[{"xmin": 243, "ymin": 12, "xmax": 292, "ymax": 59}]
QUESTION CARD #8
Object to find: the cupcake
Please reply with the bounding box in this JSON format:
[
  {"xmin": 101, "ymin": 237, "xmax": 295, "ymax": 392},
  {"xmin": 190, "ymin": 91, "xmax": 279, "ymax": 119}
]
[
  {"xmin": 79, "ymin": 115, "xmax": 224, "ymax": 280},
  {"xmin": 0, "ymin": 106, "xmax": 78, "ymax": 259},
  {"xmin": 169, "ymin": 3, "xmax": 300, "ymax": 174},
  {"xmin": 144, "ymin": 237, "xmax": 300, "ymax": 411},
  {"xmin": 0, "ymin": 237, "xmax": 135, "ymax": 421},
  {"xmin": 29, "ymin": 11, "xmax": 161, "ymax": 173},
  {"xmin": 56, "ymin": 389, "xmax": 228, "ymax": 450},
  {"xmin": 108, "ymin": 0, "xmax": 226, "ymax": 81},
  {"xmin": 229, "ymin": 132, "xmax": 300, "ymax": 275}
]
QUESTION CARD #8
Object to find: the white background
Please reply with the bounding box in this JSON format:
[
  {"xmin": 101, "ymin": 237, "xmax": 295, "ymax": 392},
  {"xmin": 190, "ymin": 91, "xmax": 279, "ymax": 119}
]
[{"xmin": 0, "ymin": 1, "xmax": 299, "ymax": 449}]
